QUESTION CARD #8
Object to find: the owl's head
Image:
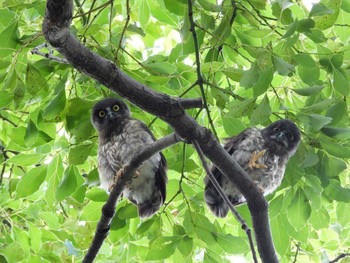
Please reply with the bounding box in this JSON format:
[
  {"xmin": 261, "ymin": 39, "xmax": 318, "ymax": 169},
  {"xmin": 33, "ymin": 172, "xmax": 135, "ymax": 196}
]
[
  {"xmin": 262, "ymin": 119, "xmax": 301, "ymax": 156},
  {"xmin": 91, "ymin": 98, "xmax": 131, "ymax": 135}
]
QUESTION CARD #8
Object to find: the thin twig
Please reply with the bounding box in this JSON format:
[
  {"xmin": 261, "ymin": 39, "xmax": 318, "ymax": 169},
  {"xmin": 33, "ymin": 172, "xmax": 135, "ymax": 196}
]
[
  {"xmin": 329, "ymin": 253, "xmax": 350, "ymax": 263},
  {"xmin": 115, "ymin": 0, "xmax": 130, "ymax": 60},
  {"xmin": 191, "ymin": 139, "xmax": 258, "ymax": 263},
  {"xmin": 82, "ymin": 133, "xmax": 179, "ymax": 263},
  {"xmin": 187, "ymin": 0, "xmax": 218, "ymax": 140},
  {"xmin": 31, "ymin": 43, "xmax": 69, "ymax": 64},
  {"xmin": 292, "ymin": 242, "xmax": 300, "ymax": 263}
]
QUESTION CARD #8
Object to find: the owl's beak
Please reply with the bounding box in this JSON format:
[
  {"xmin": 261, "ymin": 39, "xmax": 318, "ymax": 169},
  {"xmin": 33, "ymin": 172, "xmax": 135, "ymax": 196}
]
[
  {"xmin": 271, "ymin": 132, "xmax": 288, "ymax": 147},
  {"xmin": 107, "ymin": 111, "xmax": 117, "ymax": 119}
]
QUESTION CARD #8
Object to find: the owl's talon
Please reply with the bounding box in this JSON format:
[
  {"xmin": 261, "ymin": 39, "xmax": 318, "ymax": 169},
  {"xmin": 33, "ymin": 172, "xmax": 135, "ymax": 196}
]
[{"xmin": 248, "ymin": 150, "xmax": 268, "ymax": 170}]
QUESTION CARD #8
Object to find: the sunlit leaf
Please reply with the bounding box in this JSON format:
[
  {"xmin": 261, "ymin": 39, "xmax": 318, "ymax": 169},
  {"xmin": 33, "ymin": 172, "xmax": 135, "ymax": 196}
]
[
  {"xmin": 55, "ymin": 166, "xmax": 78, "ymax": 201},
  {"xmin": 287, "ymin": 189, "xmax": 311, "ymax": 230},
  {"xmin": 250, "ymin": 95, "xmax": 271, "ymax": 125},
  {"xmin": 16, "ymin": 166, "xmax": 47, "ymax": 198}
]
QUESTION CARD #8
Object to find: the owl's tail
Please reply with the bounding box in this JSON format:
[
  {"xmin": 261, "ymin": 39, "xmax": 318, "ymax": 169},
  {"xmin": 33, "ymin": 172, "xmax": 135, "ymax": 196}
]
[
  {"xmin": 137, "ymin": 191, "xmax": 164, "ymax": 218},
  {"xmin": 204, "ymin": 187, "xmax": 229, "ymax": 218}
]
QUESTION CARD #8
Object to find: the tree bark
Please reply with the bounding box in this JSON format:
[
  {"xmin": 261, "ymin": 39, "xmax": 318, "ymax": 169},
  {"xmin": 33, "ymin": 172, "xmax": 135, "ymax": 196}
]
[{"xmin": 42, "ymin": 1, "xmax": 279, "ymax": 262}]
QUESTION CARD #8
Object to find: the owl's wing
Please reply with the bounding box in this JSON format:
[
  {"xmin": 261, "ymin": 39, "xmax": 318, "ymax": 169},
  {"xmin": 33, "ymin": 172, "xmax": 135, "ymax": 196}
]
[
  {"xmin": 204, "ymin": 129, "xmax": 253, "ymax": 217},
  {"xmin": 139, "ymin": 121, "xmax": 167, "ymax": 203},
  {"xmin": 209, "ymin": 128, "xmax": 252, "ymax": 183},
  {"xmin": 156, "ymin": 152, "xmax": 167, "ymax": 203}
]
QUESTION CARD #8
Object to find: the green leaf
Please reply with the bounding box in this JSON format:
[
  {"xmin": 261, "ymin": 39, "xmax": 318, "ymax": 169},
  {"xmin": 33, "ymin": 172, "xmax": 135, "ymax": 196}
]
[
  {"xmin": 307, "ymin": 114, "xmax": 332, "ymax": 130},
  {"xmin": 14, "ymin": 78, "xmax": 25, "ymax": 109},
  {"xmin": 136, "ymin": 218, "xmax": 155, "ymax": 235},
  {"xmin": 43, "ymin": 88, "xmax": 66, "ymax": 120},
  {"xmin": 146, "ymin": 236, "xmax": 181, "ymax": 260},
  {"xmin": 68, "ymin": 142, "xmax": 94, "ymax": 165},
  {"xmin": 227, "ymin": 98, "xmax": 256, "ymax": 118},
  {"xmin": 16, "ymin": 166, "xmax": 47, "ymax": 198},
  {"xmin": 85, "ymin": 188, "xmax": 108, "ymax": 202},
  {"xmin": 321, "ymin": 140, "xmax": 350, "ymax": 158},
  {"xmin": 28, "ymin": 223, "xmax": 42, "ymax": 253},
  {"xmin": 222, "ymin": 67, "xmax": 243, "ymax": 81},
  {"xmin": 24, "ymin": 119, "xmax": 39, "ymax": 147},
  {"xmin": 149, "ymin": 0, "xmax": 178, "ymax": 27},
  {"xmin": 296, "ymin": 18, "xmax": 315, "ymax": 33},
  {"xmin": 272, "ymin": 55, "xmax": 295, "ymax": 76},
  {"xmin": 80, "ymin": 201, "xmax": 104, "ymax": 221},
  {"xmin": 283, "ymin": 19, "xmax": 298, "ymax": 38},
  {"xmin": 287, "ymin": 189, "xmax": 311, "ymax": 230},
  {"xmin": 239, "ymin": 63, "xmax": 259, "ymax": 88},
  {"xmin": 216, "ymin": 234, "xmax": 249, "ymax": 254},
  {"xmin": 197, "ymin": 0, "xmax": 222, "ymax": 12},
  {"xmin": 25, "ymin": 63, "xmax": 48, "ymax": 96},
  {"xmin": 0, "ymin": 91, "xmax": 13, "ymax": 107},
  {"xmin": 163, "ymin": 0, "xmax": 186, "ymax": 16},
  {"xmin": 333, "ymin": 68, "xmax": 349, "ymax": 95},
  {"xmin": 309, "ymin": 3, "xmax": 334, "ymax": 17},
  {"xmin": 309, "ymin": 205, "xmax": 330, "ymax": 229},
  {"xmin": 253, "ymin": 66, "xmax": 274, "ymax": 97},
  {"xmin": 177, "ymin": 236, "xmax": 193, "ymax": 257},
  {"xmin": 294, "ymin": 54, "xmax": 317, "ymax": 67},
  {"xmin": 297, "ymin": 65, "xmax": 320, "ymax": 85},
  {"xmin": 331, "ymin": 53, "xmax": 343, "ymax": 69},
  {"xmin": 302, "ymin": 98, "xmax": 336, "ymax": 113},
  {"xmin": 314, "ymin": 0, "xmax": 341, "ymax": 30},
  {"xmin": 324, "ymin": 180, "xmax": 350, "ymax": 202},
  {"xmin": 250, "ymin": 95, "xmax": 271, "ymax": 126},
  {"xmin": 321, "ymin": 126, "xmax": 350, "ymax": 140},
  {"xmin": 271, "ymin": 215, "xmax": 290, "ymax": 256},
  {"xmin": 40, "ymin": 211, "xmax": 61, "ymax": 230},
  {"xmin": 293, "ymin": 85, "xmax": 323, "ymax": 96},
  {"xmin": 0, "ymin": 21, "xmax": 18, "ymax": 57},
  {"xmin": 117, "ymin": 203, "xmax": 138, "ymax": 219},
  {"xmin": 336, "ymin": 203, "xmax": 350, "ymax": 227},
  {"xmin": 221, "ymin": 115, "xmax": 246, "ymax": 136},
  {"xmin": 55, "ymin": 166, "xmax": 78, "ymax": 201},
  {"xmin": 139, "ymin": 0, "xmax": 150, "ymax": 30},
  {"xmin": 7, "ymin": 153, "xmax": 43, "ymax": 166}
]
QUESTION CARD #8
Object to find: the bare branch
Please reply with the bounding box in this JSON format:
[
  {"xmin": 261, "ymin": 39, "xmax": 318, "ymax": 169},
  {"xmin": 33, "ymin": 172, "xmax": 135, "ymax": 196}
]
[
  {"xmin": 83, "ymin": 133, "xmax": 179, "ymax": 263},
  {"xmin": 329, "ymin": 253, "xmax": 350, "ymax": 263},
  {"xmin": 192, "ymin": 139, "xmax": 258, "ymax": 263},
  {"xmin": 31, "ymin": 43, "xmax": 69, "ymax": 64}
]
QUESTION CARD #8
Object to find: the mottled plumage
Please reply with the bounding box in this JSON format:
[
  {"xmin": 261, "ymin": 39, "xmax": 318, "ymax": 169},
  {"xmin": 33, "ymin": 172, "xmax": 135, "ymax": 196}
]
[
  {"xmin": 204, "ymin": 119, "xmax": 300, "ymax": 218},
  {"xmin": 91, "ymin": 98, "xmax": 167, "ymax": 218}
]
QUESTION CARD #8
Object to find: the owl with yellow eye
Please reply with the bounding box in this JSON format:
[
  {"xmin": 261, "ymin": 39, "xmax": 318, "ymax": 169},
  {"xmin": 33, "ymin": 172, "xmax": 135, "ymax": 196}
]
[{"xmin": 91, "ymin": 98, "xmax": 167, "ymax": 218}]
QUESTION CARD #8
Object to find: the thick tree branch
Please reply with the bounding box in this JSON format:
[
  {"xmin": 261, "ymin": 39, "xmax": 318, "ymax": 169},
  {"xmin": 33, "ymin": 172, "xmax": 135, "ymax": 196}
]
[
  {"xmin": 83, "ymin": 133, "xmax": 179, "ymax": 263},
  {"xmin": 43, "ymin": 1, "xmax": 279, "ymax": 262}
]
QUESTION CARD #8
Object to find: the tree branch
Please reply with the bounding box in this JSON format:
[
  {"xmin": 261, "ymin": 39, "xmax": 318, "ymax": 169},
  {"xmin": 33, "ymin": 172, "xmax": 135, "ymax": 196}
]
[
  {"xmin": 329, "ymin": 253, "xmax": 350, "ymax": 263},
  {"xmin": 83, "ymin": 133, "xmax": 179, "ymax": 263},
  {"xmin": 43, "ymin": 1, "xmax": 279, "ymax": 262}
]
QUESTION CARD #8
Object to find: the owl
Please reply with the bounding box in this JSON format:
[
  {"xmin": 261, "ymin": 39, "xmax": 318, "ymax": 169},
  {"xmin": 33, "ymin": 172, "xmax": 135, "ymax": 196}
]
[
  {"xmin": 91, "ymin": 98, "xmax": 167, "ymax": 218},
  {"xmin": 204, "ymin": 119, "xmax": 301, "ymax": 217}
]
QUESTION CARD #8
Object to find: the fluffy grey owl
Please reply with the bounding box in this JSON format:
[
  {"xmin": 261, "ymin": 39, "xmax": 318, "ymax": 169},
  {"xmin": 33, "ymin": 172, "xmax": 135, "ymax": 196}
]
[
  {"xmin": 204, "ymin": 119, "xmax": 300, "ymax": 217},
  {"xmin": 91, "ymin": 98, "xmax": 167, "ymax": 218}
]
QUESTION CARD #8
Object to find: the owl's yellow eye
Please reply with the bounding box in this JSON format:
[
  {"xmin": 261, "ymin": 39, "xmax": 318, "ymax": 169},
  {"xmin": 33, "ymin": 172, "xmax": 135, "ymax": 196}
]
[
  {"xmin": 113, "ymin": 105, "xmax": 120, "ymax": 111},
  {"xmin": 99, "ymin": 111, "xmax": 105, "ymax": 117}
]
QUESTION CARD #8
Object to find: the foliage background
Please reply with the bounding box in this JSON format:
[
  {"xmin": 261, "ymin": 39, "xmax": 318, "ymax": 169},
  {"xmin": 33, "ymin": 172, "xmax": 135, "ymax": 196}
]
[{"xmin": 0, "ymin": 0, "xmax": 350, "ymax": 262}]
